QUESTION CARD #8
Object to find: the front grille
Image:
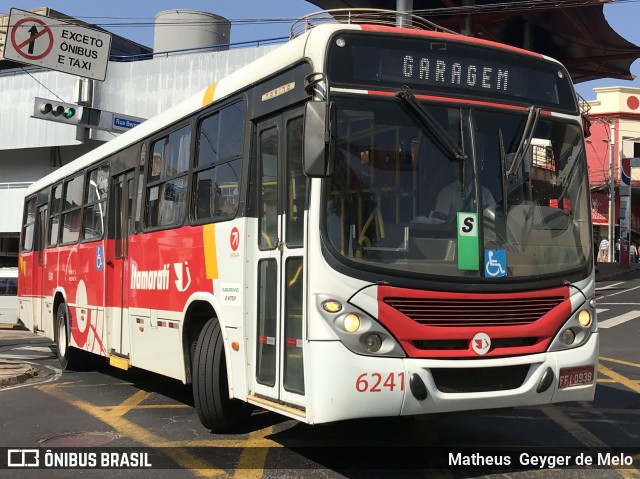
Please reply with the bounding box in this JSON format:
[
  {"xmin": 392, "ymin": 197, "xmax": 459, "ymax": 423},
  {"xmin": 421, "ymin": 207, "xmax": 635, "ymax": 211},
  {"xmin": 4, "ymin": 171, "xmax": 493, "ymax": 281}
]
[
  {"xmin": 384, "ymin": 296, "xmax": 564, "ymax": 326},
  {"xmin": 414, "ymin": 337, "xmax": 538, "ymax": 351},
  {"xmin": 430, "ymin": 365, "xmax": 530, "ymax": 393}
]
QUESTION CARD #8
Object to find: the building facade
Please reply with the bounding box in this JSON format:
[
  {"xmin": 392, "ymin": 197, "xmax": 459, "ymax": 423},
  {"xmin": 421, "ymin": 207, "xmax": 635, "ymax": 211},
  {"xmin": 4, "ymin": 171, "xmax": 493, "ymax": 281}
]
[{"xmin": 586, "ymin": 87, "xmax": 640, "ymax": 261}]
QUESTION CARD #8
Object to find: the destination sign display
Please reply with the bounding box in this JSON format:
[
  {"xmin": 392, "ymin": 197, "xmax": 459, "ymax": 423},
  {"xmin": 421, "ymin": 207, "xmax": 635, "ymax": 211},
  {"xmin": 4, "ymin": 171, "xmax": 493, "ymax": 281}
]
[{"xmin": 328, "ymin": 34, "xmax": 577, "ymax": 113}]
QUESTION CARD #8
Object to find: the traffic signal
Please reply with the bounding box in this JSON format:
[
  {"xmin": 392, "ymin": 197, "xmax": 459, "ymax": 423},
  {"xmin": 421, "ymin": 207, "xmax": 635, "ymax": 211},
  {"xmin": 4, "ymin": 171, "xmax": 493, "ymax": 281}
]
[{"xmin": 33, "ymin": 97, "xmax": 83, "ymax": 125}]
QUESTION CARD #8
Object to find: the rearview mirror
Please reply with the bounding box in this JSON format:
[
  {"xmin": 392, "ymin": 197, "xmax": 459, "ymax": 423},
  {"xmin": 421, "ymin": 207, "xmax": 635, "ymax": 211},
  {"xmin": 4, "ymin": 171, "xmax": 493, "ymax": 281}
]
[{"xmin": 303, "ymin": 101, "xmax": 334, "ymax": 177}]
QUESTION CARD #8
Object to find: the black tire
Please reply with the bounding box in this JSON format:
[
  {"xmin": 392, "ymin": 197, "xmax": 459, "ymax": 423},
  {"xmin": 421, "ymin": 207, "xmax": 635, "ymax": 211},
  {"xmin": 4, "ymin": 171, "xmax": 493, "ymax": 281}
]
[
  {"xmin": 54, "ymin": 303, "xmax": 82, "ymax": 370},
  {"xmin": 192, "ymin": 318, "xmax": 252, "ymax": 432}
]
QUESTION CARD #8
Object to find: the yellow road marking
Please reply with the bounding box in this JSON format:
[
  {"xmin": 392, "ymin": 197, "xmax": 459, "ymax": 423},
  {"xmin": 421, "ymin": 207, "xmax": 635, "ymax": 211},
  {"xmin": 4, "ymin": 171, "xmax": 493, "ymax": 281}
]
[
  {"xmin": 543, "ymin": 405, "xmax": 639, "ymax": 479},
  {"xmin": 598, "ymin": 364, "xmax": 640, "ymax": 394},
  {"xmin": 37, "ymin": 384, "xmax": 224, "ymax": 477},
  {"xmin": 232, "ymin": 427, "xmax": 273, "ymax": 478},
  {"xmin": 600, "ymin": 356, "xmax": 640, "ymax": 369}
]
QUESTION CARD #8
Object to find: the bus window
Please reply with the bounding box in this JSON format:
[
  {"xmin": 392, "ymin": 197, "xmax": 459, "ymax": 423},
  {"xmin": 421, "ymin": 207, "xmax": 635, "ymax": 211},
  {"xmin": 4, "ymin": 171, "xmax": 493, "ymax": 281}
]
[
  {"xmin": 83, "ymin": 164, "xmax": 110, "ymax": 241},
  {"xmin": 134, "ymin": 143, "xmax": 146, "ymax": 232},
  {"xmin": 258, "ymin": 127, "xmax": 278, "ymax": 250},
  {"xmin": 61, "ymin": 174, "xmax": 84, "ymax": 244},
  {"xmin": 145, "ymin": 126, "xmax": 190, "ymax": 228},
  {"xmin": 21, "ymin": 197, "xmax": 36, "ymax": 252},
  {"xmin": 193, "ymin": 101, "xmax": 244, "ymax": 221},
  {"xmin": 286, "ymin": 116, "xmax": 306, "ymax": 247},
  {"xmin": 47, "ymin": 184, "xmax": 62, "ymax": 247}
]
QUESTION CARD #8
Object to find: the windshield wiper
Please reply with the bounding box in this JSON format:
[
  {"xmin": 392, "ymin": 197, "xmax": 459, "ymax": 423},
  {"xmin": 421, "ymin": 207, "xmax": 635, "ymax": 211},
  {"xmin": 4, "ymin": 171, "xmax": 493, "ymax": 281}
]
[
  {"xmin": 498, "ymin": 128, "xmax": 508, "ymax": 216},
  {"xmin": 396, "ymin": 86, "xmax": 467, "ymax": 162},
  {"xmin": 507, "ymin": 105, "xmax": 540, "ymax": 176}
]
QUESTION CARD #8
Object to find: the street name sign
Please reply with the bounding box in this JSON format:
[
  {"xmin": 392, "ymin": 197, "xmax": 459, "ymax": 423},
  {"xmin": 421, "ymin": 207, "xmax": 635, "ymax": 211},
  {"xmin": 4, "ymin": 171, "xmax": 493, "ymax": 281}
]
[{"xmin": 2, "ymin": 8, "xmax": 112, "ymax": 81}]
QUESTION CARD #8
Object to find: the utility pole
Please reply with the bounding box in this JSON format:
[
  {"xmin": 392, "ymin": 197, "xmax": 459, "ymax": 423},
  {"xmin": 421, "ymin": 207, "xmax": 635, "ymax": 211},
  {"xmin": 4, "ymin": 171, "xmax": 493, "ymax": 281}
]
[{"xmin": 609, "ymin": 121, "xmax": 616, "ymax": 262}]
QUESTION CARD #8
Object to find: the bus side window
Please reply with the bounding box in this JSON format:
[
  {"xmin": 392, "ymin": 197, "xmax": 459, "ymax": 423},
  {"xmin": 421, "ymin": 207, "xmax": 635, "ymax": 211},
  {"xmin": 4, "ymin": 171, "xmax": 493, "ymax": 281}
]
[
  {"xmin": 47, "ymin": 184, "xmax": 62, "ymax": 247},
  {"xmin": 134, "ymin": 143, "xmax": 146, "ymax": 233},
  {"xmin": 193, "ymin": 100, "xmax": 244, "ymax": 222},
  {"xmin": 61, "ymin": 174, "xmax": 84, "ymax": 244},
  {"xmin": 83, "ymin": 164, "xmax": 109, "ymax": 241},
  {"xmin": 21, "ymin": 197, "xmax": 37, "ymax": 252},
  {"xmin": 145, "ymin": 126, "xmax": 190, "ymax": 228}
]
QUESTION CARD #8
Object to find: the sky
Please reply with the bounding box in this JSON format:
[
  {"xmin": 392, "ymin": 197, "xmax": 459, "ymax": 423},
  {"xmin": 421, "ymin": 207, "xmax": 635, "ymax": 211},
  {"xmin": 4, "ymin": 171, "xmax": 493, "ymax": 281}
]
[{"xmin": 2, "ymin": 0, "xmax": 640, "ymax": 100}]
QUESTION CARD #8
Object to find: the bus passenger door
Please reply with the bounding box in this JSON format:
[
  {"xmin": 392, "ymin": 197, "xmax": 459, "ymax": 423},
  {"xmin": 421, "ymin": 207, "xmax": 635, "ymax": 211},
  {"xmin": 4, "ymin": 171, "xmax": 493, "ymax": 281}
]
[
  {"xmin": 105, "ymin": 170, "xmax": 135, "ymax": 358},
  {"xmin": 32, "ymin": 205, "xmax": 47, "ymax": 332},
  {"xmin": 253, "ymin": 111, "xmax": 306, "ymax": 409}
]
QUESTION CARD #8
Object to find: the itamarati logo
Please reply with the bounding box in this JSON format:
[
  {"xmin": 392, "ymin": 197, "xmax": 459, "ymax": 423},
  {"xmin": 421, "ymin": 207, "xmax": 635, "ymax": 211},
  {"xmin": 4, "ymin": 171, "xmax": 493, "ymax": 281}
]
[
  {"xmin": 130, "ymin": 264, "xmax": 170, "ymax": 290},
  {"xmin": 129, "ymin": 263, "xmax": 192, "ymax": 291}
]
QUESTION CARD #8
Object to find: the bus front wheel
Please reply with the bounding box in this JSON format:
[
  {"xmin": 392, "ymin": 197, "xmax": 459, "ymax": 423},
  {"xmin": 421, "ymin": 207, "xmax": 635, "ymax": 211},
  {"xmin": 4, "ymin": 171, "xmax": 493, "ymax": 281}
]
[
  {"xmin": 55, "ymin": 303, "xmax": 82, "ymax": 370},
  {"xmin": 192, "ymin": 317, "xmax": 252, "ymax": 432}
]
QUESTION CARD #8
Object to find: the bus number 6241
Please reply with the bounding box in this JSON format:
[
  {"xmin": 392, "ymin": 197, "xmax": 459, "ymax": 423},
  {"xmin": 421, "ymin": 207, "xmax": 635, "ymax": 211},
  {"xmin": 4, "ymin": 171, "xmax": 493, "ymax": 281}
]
[{"xmin": 356, "ymin": 372, "xmax": 405, "ymax": 392}]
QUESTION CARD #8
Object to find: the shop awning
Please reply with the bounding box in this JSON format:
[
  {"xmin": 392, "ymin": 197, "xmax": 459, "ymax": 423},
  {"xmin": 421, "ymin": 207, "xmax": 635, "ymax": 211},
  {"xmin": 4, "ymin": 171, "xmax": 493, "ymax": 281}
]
[{"xmin": 592, "ymin": 208, "xmax": 608, "ymax": 226}]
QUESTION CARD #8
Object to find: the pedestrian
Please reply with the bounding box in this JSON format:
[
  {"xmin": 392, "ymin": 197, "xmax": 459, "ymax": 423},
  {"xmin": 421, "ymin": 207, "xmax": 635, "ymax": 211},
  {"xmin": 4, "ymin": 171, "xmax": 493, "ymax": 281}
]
[
  {"xmin": 631, "ymin": 243, "xmax": 638, "ymax": 264},
  {"xmin": 615, "ymin": 239, "xmax": 621, "ymax": 262},
  {"xmin": 599, "ymin": 237, "xmax": 609, "ymax": 262}
]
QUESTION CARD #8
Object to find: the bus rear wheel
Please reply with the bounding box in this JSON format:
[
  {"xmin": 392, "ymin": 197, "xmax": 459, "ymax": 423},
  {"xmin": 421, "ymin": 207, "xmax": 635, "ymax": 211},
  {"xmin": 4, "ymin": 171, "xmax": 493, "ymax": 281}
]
[
  {"xmin": 55, "ymin": 303, "xmax": 82, "ymax": 370},
  {"xmin": 192, "ymin": 317, "xmax": 252, "ymax": 432}
]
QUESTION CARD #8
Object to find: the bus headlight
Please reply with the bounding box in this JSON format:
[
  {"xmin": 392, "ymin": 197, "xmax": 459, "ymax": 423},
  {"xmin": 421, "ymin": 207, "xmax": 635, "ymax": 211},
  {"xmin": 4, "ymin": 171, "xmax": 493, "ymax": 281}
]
[
  {"xmin": 322, "ymin": 299, "xmax": 343, "ymax": 313},
  {"xmin": 577, "ymin": 309, "xmax": 592, "ymax": 327},
  {"xmin": 549, "ymin": 295, "xmax": 597, "ymax": 352},
  {"xmin": 316, "ymin": 294, "xmax": 405, "ymax": 357},
  {"xmin": 364, "ymin": 333, "xmax": 382, "ymax": 352},
  {"xmin": 343, "ymin": 313, "xmax": 361, "ymax": 333},
  {"xmin": 560, "ymin": 328, "xmax": 576, "ymax": 345}
]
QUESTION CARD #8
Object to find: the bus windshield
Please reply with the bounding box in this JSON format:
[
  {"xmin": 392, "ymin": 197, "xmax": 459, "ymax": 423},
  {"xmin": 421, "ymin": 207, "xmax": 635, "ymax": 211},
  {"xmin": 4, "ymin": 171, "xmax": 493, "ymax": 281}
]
[{"xmin": 323, "ymin": 96, "xmax": 591, "ymax": 280}]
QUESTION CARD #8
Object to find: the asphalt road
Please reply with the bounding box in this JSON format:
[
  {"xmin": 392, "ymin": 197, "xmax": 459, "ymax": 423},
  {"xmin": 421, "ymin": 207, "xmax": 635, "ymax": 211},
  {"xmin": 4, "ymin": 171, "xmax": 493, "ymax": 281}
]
[{"xmin": 0, "ymin": 273, "xmax": 638, "ymax": 478}]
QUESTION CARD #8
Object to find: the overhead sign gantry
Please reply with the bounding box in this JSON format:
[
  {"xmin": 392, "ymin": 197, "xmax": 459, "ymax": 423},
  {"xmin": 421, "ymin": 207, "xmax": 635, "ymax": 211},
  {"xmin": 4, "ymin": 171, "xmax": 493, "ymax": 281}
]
[{"xmin": 2, "ymin": 8, "xmax": 112, "ymax": 81}]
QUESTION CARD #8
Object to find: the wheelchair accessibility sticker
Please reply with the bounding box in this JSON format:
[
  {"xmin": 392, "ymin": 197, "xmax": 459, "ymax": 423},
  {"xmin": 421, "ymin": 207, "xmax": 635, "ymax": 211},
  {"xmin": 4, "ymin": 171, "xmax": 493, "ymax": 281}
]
[
  {"xmin": 484, "ymin": 249, "xmax": 506, "ymax": 277},
  {"xmin": 96, "ymin": 245, "xmax": 103, "ymax": 271}
]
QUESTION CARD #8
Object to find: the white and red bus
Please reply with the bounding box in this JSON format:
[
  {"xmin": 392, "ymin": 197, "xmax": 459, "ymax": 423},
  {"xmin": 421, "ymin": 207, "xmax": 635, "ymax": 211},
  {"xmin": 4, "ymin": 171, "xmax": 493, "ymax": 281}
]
[{"xmin": 18, "ymin": 12, "xmax": 598, "ymax": 432}]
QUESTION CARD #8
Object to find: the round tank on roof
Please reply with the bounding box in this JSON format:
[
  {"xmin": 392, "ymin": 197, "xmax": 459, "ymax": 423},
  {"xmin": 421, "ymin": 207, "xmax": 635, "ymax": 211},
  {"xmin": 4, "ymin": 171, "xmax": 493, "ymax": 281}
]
[{"xmin": 154, "ymin": 10, "xmax": 231, "ymax": 53}]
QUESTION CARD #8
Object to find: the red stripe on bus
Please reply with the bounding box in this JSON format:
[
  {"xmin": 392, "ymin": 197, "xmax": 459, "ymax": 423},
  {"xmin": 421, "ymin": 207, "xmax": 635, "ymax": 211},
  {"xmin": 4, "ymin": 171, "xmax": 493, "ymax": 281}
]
[{"xmin": 359, "ymin": 25, "xmax": 545, "ymax": 58}]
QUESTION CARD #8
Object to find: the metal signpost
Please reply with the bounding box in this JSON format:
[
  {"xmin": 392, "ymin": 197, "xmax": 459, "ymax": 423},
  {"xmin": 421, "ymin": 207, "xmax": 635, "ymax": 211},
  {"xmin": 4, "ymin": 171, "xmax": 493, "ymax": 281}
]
[{"xmin": 2, "ymin": 8, "xmax": 112, "ymax": 81}]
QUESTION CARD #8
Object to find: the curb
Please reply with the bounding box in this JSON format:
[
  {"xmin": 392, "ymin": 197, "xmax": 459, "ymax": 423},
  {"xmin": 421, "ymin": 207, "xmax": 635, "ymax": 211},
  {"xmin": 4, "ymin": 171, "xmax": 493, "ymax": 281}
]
[{"xmin": 0, "ymin": 359, "xmax": 38, "ymax": 387}]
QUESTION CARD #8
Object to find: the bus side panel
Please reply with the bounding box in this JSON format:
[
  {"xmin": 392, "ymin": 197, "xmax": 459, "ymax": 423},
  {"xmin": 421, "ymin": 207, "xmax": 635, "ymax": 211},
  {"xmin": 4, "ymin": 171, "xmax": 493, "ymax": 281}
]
[
  {"xmin": 126, "ymin": 226, "xmax": 210, "ymax": 380},
  {"xmin": 124, "ymin": 220, "xmax": 246, "ymax": 382},
  {"xmin": 58, "ymin": 243, "xmax": 108, "ymax": 357},
  {"xmin": 41, "ymin": 247, "xmax": 60, "ymax": 340}
]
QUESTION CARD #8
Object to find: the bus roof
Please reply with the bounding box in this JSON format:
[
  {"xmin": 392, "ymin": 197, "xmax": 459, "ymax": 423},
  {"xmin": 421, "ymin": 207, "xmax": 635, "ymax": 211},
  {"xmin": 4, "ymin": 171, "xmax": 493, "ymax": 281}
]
[{"xmin": 24, "ymin": 22, "xmax": 563, "ymax": 197}]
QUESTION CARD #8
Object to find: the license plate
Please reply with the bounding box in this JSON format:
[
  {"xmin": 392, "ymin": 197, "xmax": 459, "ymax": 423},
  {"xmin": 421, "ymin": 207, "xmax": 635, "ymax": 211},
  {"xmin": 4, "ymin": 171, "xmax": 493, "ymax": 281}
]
[{"xmin": 558, "ymin": 366, "xmax": 595, "ymax": 389}]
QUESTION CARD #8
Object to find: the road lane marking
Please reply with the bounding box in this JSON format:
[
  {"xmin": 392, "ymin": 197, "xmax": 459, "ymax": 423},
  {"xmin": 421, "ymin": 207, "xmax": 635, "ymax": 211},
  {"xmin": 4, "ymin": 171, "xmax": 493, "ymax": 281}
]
[
  {"xmin": 13, "ymin": 346, "xmax": 54, "ymax": 352},
  {"xmin": 0, "ymin": 353, "xmax": 51, "ymax": 360},
  {"xmin": 599, "ymin": 311, "xmax": 640, "ymax": 329},
  {"xmin": 597, "ymin": 282, "xmax": 625, "ymax": 290},
  {"xmin": 37, "ymin": 384, "xmax": 225, "ymax": 477},
  {"xmin": 542, "ymin": 405, "xmax": 608, "ymax": 448},
  {"xmin": 543, "ymin": 406, "xmax": 640, "ymax": 479},
  {"xmin": 600, "ymin": 284, "xmax": 640, "ymax": 298},
  {"xmin": 233, "ymin": 427, "xmax": 273, "ymax": 478},
  {"xmin": 598, "ymin": 364, "xmax": 640, "ymax": 394},
  {"xmin": 600, "ymin": 356, "xmax": 640, "ymax": 368}
]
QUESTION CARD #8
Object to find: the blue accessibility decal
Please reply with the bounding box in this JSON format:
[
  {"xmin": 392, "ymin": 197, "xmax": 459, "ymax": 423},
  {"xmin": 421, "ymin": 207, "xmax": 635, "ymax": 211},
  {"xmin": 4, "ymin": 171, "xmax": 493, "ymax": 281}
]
[{"xmin": 484, "ymin": 249, "xmax": 506, "ymax": 277}]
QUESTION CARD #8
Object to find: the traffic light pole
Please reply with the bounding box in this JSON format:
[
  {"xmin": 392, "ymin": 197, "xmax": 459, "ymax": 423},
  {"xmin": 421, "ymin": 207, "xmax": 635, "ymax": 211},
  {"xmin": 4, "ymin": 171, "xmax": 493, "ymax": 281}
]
[{"xmin": 32, "ymin": 97, "xmax": 145, "ymax": 135}]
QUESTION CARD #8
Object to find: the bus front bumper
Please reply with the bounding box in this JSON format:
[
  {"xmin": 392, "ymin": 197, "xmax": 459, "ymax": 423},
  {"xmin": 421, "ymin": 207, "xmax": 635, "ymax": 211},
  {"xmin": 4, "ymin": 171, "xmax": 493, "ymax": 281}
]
[{"xmin": 306, "ymin": 333, "xmax": 598, "ymax": 424}]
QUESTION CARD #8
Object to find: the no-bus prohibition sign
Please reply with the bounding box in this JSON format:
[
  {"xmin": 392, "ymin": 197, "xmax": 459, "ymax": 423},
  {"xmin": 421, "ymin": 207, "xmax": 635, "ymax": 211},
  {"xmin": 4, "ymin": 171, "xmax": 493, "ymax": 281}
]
[
  {"xmin": 2, "ymin": 8, "xmax": 112, "ymax": 81},
  {"xmin": 10, "ymin": 16, "xmax": 54, "ymax": 60}
]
